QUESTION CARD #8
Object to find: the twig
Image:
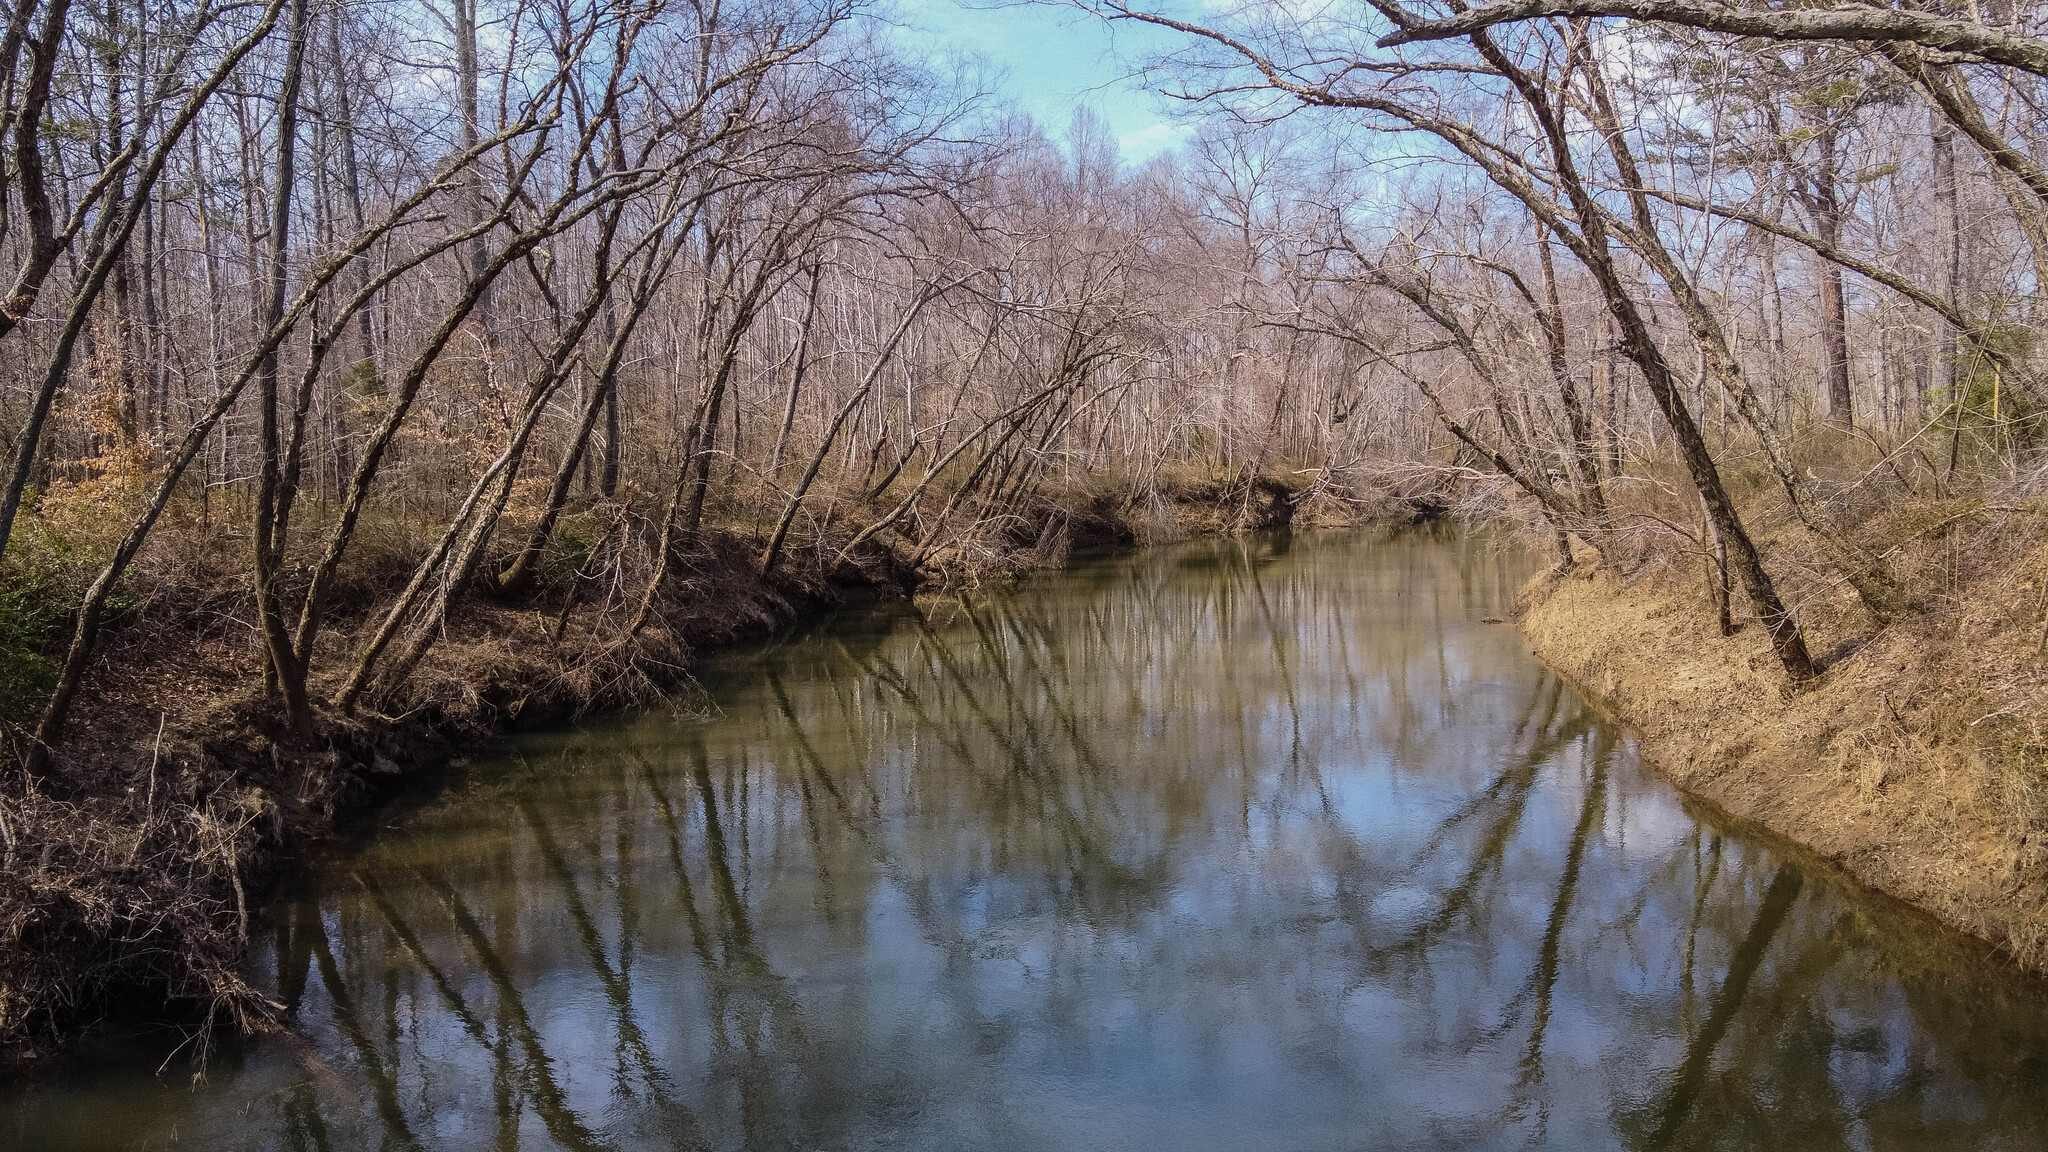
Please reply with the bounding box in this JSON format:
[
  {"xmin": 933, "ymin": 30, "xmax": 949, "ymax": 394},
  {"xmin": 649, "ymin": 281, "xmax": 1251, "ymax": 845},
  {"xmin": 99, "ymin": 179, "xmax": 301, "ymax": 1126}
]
[
  {"xmin": 2035, "ymin": 567, "xmax": 2048, "ymax": 658},
  {"xmin": 144, "ymin": 712, "xmax": 167, "ymax": 829}
]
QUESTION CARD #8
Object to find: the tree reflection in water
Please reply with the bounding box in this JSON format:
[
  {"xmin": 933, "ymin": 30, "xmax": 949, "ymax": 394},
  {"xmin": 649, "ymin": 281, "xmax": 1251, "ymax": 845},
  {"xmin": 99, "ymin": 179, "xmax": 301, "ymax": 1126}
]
[{"xmin": 10, "ymin": 527, "xmax": 2048, "ymax": 1151}]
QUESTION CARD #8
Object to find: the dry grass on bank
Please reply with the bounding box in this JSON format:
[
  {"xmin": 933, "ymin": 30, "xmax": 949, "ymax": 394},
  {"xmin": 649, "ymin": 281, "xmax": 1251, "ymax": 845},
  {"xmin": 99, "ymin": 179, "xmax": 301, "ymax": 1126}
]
[{"xmin": 1521, "ymin": 471, "xmax": 2048, "ymax": 969}]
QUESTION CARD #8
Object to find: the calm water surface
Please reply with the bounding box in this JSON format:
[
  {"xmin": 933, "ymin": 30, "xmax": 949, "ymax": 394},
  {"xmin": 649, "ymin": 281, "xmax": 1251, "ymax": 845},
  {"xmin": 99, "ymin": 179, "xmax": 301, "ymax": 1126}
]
[{"xmin": 10, "ymin": 528, "xmax": 2048, "ymax": 1150}]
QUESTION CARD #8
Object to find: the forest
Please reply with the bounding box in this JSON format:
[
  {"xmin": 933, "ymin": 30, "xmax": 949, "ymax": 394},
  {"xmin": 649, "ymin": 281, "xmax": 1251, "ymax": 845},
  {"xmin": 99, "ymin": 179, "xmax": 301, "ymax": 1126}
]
[{"xmin": 1, "ymin": 0, "xmax": 2045, "ymax": 1061}]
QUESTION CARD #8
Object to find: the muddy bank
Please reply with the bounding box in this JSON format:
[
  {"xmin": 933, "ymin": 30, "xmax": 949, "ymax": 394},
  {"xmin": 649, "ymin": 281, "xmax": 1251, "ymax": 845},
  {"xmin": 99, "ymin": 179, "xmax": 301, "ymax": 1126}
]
[
  {"xmin": 1519, "ymin": 566, "xmax": 2048, "ymax": 973},
  {"xmin": 0, "ymin": 531, "xmax": 918, "ymax": 1065}
]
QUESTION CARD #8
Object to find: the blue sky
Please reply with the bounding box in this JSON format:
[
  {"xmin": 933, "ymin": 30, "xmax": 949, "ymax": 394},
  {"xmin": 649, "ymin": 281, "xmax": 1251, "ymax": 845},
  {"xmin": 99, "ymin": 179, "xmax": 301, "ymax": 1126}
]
[{"xmin": 886, "ymin": 1, "xmax": 1196, "ymax": 163}]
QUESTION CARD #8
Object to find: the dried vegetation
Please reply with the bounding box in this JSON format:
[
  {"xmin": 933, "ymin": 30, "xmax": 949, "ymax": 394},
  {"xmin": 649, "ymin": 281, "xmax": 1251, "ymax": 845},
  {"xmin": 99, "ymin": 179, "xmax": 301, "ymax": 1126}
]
[{"xmin": 1523, "ymin": 439, "xmax": 2048, "ymax": 970}]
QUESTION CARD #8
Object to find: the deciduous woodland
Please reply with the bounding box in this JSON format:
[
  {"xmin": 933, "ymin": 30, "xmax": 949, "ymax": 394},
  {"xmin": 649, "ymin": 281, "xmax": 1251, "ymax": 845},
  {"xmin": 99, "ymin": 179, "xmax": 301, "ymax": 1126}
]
[{"xmin": 0, "ymin": 0, "xmax": 2045, "ymax": 1057}]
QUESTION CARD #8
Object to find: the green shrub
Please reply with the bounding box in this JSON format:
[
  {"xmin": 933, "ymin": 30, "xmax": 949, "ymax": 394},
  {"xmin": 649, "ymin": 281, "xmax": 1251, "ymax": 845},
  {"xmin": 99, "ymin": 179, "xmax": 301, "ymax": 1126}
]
[{"xmin": 0, "ymin": 511, "xmax": 101, "ymax": 723}]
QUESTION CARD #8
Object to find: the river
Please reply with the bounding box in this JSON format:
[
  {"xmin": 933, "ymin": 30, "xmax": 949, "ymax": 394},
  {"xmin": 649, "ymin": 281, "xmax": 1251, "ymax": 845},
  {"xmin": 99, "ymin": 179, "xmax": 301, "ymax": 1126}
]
[{"xmin": 9, "ymin": 527, "xmax": 2048, "ymax": 1150}]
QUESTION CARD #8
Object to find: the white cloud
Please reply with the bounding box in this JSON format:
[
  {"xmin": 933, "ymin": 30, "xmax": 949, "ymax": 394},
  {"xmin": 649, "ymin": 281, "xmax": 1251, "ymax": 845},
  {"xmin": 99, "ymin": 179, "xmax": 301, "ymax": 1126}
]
[{"xmin": 1117, "ymin": 122, "xmax": 1193, "ymax": 162}]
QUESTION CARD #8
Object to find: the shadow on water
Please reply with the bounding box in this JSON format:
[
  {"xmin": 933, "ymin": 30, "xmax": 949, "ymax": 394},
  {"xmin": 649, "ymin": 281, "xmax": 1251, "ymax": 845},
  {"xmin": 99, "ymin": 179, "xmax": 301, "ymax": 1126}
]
[{"xmin": 9, "ymin": 527, "xmax": 2048, "ymax": 1151}]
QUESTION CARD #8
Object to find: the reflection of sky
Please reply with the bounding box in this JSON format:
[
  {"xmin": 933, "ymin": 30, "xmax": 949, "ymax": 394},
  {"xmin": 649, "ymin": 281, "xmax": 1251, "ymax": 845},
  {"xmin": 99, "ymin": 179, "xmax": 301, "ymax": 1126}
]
[
  {"xmin": 15, "ymin": 531, "xmax": 2048, "ymax": 1151},
  {"xmin": 885, "ymin": 0, "xmax": 1193, "ymax": 162}
]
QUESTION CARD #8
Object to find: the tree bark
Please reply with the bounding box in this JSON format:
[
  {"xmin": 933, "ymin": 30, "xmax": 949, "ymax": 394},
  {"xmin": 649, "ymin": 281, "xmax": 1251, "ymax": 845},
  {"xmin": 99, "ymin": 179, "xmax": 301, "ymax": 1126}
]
[{"xmin": 252, "ymin": 0, "xmax": 315, "ymax": 740}]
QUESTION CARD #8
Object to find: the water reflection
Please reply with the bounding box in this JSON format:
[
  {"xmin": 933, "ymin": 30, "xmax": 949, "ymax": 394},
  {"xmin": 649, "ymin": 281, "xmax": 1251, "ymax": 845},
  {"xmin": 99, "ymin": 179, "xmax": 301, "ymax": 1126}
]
[{"xmin": 10, "ymin": 527, "xmax": 2048, "ymax": 1151}]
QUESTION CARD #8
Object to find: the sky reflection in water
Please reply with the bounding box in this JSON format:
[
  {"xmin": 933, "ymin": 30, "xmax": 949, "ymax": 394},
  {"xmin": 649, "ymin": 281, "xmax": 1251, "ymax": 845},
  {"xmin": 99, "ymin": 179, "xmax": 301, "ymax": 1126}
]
[{"xmin": 11, "ymin": 527, "xmax": 2048, "ymax": 1151}]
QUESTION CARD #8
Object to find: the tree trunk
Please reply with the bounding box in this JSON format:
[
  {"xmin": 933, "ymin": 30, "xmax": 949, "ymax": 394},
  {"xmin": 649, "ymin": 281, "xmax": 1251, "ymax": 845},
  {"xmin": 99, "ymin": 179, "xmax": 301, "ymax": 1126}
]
[
  {"xmin": 251, "ymin": 0, "xmax": 315, "ymax": 741},
  {"xmin": 769, "ymin": 261, "xmax": 824, "ymax": 477},
  {"xmin": 761, "ymin": 284, "xmax": 940, "ymax": 576},
  {"xmin": 1932, "ymin": 111, "xmax": 1964, "ymax": 412}
]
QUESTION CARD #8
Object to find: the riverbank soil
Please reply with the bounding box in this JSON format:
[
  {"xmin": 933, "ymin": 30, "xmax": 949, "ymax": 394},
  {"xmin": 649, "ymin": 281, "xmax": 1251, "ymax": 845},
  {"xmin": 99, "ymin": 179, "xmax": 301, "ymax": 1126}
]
[
  {"xmin": 0, "ymin": 527, "xmax": 916, "ymax": 1063},
  {"xmin": 1520, "ymin": 550, "xmax": 2048, "ymax": 972}
]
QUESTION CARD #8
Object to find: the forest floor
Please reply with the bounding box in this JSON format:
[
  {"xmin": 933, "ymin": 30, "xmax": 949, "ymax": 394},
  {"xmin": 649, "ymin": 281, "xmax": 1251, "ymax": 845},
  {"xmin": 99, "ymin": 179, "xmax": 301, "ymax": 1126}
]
[
  {"xmin": 0, "ymin": 472, "xmax": 1378, "ymax": 1064},
  {"xmin": 1519, "ymin": 530, "xmax": 2048, "ymax": 976}
]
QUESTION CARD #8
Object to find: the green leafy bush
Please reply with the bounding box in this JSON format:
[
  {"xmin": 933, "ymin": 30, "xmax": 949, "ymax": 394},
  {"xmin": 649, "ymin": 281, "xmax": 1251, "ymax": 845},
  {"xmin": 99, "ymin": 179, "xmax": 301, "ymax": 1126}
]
[{"xmin": 0, "ymin": 509, "xmax": 100, "ymax": 723}]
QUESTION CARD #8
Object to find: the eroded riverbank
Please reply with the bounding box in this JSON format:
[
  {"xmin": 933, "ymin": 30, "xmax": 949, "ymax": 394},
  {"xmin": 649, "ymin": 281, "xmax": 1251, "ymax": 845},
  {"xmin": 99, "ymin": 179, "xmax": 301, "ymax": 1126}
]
[{"xmin": 1520, "ymin": 564, "xmax": 2048, "ymax": 976}]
